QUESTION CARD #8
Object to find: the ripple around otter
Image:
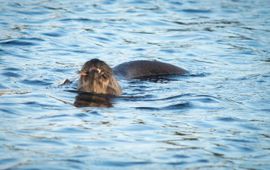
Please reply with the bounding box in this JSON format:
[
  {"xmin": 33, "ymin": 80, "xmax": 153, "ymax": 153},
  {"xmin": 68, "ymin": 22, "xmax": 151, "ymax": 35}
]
[
  {"xmin": 1, "ymin": 0, "xmax": 270, "ymax": 170},
  {"xmin": 135, "ymin": 102, "xmax": 191, "ymax": 111}
]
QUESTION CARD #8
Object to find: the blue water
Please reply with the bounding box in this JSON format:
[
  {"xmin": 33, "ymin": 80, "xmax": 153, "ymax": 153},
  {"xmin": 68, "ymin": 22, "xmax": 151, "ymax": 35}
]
[{"xmin": 1, "ymin": 0, "xmax": 270, "ymax": 169}]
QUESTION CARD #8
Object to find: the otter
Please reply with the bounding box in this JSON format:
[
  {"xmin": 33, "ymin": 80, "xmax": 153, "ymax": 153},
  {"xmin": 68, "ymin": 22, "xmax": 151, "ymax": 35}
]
[{"xmin": 77, "ymin": 59, "xmax": 187, "ymax": 96}]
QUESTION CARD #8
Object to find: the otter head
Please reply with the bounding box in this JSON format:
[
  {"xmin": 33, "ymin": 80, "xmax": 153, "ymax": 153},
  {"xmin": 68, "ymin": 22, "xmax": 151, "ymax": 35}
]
[{"xmin": 78, "ymin": 59, "xmax": 122, "ymax": 96}]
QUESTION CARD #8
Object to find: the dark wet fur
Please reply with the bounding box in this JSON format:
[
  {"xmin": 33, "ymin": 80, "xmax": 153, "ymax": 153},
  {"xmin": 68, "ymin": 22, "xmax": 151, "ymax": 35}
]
[
  {"xmin": 113, "ymin": 60, "xmax": 187, "ymax": 79},
  {"xmin": 78, "ymin": 59, "xmax": 122, "ymax": 96}
]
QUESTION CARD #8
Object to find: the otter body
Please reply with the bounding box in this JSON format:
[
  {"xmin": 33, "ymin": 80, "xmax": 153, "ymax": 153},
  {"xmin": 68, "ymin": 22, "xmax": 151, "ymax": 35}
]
[
  {"xmin": 78, "ymin": 59, "xmax": 187, "ymax": 96},
  {"xmin": 113, "ymin": 60, "xmax": 187, "ymax": 79}
]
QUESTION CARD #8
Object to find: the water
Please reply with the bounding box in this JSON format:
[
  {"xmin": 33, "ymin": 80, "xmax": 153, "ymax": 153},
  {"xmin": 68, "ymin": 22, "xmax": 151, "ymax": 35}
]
[{"xmin": 0, "ymin": 0, "xmax": 270, "ymax": 169}]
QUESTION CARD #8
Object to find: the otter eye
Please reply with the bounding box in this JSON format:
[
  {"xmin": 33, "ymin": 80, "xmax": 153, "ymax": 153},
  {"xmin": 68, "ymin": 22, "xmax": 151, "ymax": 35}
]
[
  {"xmin": 101, "ymin": 73, "xmax": 107, "ymax": 79},
  {"xmin": 101, "ymin": 71, "xmax": 110, "ymax": 79}
]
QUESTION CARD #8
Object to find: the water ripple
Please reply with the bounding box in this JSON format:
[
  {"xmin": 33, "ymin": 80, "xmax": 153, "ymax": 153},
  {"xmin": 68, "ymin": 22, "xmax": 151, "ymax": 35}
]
[
  {"xmin": 182, "ymin": 9, "xmax": 212, "ymax": 14},
  {"xmin": 0, "ymin": 40, "xmax": 37, "ymax": 46},
  {"xmin": 135, "ymin": 102, "xmax": 191, "ymax": 111},
  {"xmin": 21, "ymin": 79, "xmax": 52, "ymax": 86},
  {"xmin": 100, "ymin": 160, "xmax": 152, "ymax": 167}
]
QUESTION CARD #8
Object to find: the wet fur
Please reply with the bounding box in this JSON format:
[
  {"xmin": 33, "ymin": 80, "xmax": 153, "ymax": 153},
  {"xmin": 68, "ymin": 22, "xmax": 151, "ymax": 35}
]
[{"xmin": 78, "ymin": 59, "xmax": 122, "ymax": 96}]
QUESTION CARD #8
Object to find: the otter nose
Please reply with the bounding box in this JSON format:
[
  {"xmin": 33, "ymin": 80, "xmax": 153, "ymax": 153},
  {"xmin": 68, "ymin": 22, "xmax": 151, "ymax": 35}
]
[{"xmin": 89, "ymin": 67, "xmax": 101, "ymax": 74}]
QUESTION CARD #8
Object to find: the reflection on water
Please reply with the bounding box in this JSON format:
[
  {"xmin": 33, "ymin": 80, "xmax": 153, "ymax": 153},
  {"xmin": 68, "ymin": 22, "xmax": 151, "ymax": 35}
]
[
  {"xmin": 1, "ymin": 0, "xmax": 270, "ymax": 169},
  {"xmin": 74, "ymin": 92, "xmax": 113, "ymax": 107}
]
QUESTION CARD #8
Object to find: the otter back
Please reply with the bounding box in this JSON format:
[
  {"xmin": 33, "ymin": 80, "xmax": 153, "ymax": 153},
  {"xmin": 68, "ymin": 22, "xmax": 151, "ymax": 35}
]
[{"xmin": 113, "ymin": 60, "xmax": 187, "ymax": 79}]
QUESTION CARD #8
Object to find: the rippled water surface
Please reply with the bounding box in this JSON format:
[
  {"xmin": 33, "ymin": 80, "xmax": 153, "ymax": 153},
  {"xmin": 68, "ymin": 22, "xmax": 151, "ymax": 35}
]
[{"xmin": 1, "ymin": 0, "xmax": 270, "ymax": 169}]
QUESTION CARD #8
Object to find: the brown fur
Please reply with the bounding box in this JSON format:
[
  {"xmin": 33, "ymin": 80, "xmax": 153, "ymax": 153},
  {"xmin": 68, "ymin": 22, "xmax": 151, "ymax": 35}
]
[{"xmin": 78, "ymin": 59, "xmax": 122, "ymax": 96}]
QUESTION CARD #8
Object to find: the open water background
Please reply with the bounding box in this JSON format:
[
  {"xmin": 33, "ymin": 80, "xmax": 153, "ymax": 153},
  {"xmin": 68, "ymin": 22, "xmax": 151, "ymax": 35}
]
[{"xmin": 0, "ymin": 0, "xmax": 270, "ymax": 169}]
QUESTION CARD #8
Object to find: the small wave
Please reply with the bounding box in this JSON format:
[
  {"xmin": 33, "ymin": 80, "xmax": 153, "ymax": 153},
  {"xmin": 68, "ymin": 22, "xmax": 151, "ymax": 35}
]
[
  {"xmin": 21, "ymin": 79, "xmax": 53, "ymax": 86},
  {"xmin": 37, "ymin": 114, "xmax": 70, "ymax": 120},
  {"xmin": 136, "ymin": 102, "xmax": 191, "ymax": 111},
  {"xmin": 182, "ymin": 9, "xmax": 212, "ymax": 14},
  {"xmin": 43, "ymin": 6, "xmax": 66, "ymax": 11},
  {"xmin": 3, "ymin": 67, "xmax": 21, "ymax": 71},
  {"xmin": 59, "ymin": 18, "xmax": 101, "ymax": 23},
  {"xmin": 0, "ymin": 37, "xmax": 44, "ymax": 47},
  {"xmin": 0, "ymin": 89, "xmax": 31, "ymax": 96},
  {"xmin": 192, "ymin": 94, "xmax": 220, "ymax": 102},
  {"xmin": 42, "ymin": 32, "xmax": 64, "ymax": 37},
  {"xmin": 16, "ymin": 10, "xmax": 49, "ymax": 15},
  {"xmin": 144, "ymin": 93, "xmax": 192, "ymax": 101},
  {"xmin": 0, "ymin": 108, "xmax": 16, "ymax": 115},
  {"xmin": 0, "ymin": 40, "xmax": 37, "ymax": 46},
  {"xmin": 163, "ymin": 102, "xmax": 191, "ymax": 110},
  {"xmin": 173, "ymin": 20, "xmax": 240, "ymax": 26},
  {"xmin": 21, "ymin": 37, "xmax": 44, "ymax": 41},
  {"xmin": 0, "ymin": 158, "xmax": 18, "ymax": 170},
  {"xmin": 216, "ymin": 117, "xmax": 241, "ymax": 122},
  {"xmin": 135, "ymin": 107, "xmax": 161, "ymax": 111},
  {"xmin": 2, "ymin": 71, "xmax": 21, "ymax": 78},
  {"xmin": 22, "ymin": 101, "xmax": 57, "ymax": 108},
  {"xmin": 100, "ymin": 160, "xmax": 152, "ymax": 167},
  {"xmin": 92, "ymin": 36, "xmax": 111, "ymax": 42},
  {"xmin": 119, "ymin": 94, "xmax": 155, "ymax": 102},
  {"xmin": 188, "ymin": 72, "xmax": 210, "ymax": 77}
]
